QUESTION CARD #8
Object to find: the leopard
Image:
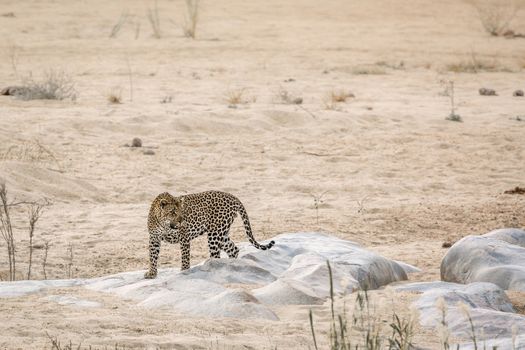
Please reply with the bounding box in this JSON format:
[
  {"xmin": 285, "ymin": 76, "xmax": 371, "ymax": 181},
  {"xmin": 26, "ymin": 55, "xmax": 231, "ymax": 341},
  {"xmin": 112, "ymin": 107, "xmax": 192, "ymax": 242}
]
[{"xmin": 144, "ymin": 190, "xmax": 275, "ymax": 279}]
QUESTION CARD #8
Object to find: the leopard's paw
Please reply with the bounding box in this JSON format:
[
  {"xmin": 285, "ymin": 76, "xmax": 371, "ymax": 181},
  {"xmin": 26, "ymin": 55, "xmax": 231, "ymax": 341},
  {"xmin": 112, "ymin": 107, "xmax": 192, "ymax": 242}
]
[{"xmin": 144, "ymin": 270, "xmax": 157, "ymax": 279}]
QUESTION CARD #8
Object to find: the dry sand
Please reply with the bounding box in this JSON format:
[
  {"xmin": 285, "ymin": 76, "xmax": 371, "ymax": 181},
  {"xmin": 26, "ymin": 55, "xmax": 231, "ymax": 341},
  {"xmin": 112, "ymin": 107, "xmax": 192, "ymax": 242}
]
[{"xmin": 0, "ymin": 0, "xmax": 524, "ymax": 348}]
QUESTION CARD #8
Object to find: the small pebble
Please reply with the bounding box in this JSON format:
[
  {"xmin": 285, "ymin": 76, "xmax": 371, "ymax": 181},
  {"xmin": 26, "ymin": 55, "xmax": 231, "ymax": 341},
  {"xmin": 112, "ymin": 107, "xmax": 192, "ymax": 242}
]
[
  {"xmin": 131, "ymin": 138, "xmax": 142, "ymax": 148},
  {"xmin": 143, "ymin": 150, "xmax": 155, "ymax": 155},
  {"xmin": 292, "ymin": 97, "xmax": 303, "ymax": 105},
  {"xmin": 479, "ymin": 88, "xmax": 497, "ymax": 96},
  {"xmin": 513, "ymin": 89, "xmax": 524, "ymax": 97}
]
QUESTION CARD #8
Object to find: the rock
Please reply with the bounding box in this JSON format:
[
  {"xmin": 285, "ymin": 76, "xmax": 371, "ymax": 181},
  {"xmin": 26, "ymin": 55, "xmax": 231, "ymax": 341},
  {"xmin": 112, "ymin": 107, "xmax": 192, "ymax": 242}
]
[
  {"xmin": 1, "ymin": 86, "xmax": 27, "ymax": 96},
  {"xmin": 0, "ymin": 279, "xmax": 81, "ymax": 298},
  {"xmin": 143, "ymin": 149, "xmax": 155, "ymax": 155},
  {"xmin": 0, "ymin": 232, "xmax": 417, "ymax": 320},
  {"xmin": 45, "ymin": 295, "xmax": 102, "ymax": 308},
  {"xmin": 513, "ymin": 89, "xmax": 524, "ymax": 97},
  {"xmin": 479, "ymin": 88, "xmax": 497, "ymax": 96},
  {"xmin": 131, "ymin": 138, "xmax": 142, "ymax": 147},
  {"xmin": 395, "ymin": 281, "xmax": 525, "ymax": 349},
  {"xmin": 441, "ymin": 228, "xmax": 525, "ymax": 290}
]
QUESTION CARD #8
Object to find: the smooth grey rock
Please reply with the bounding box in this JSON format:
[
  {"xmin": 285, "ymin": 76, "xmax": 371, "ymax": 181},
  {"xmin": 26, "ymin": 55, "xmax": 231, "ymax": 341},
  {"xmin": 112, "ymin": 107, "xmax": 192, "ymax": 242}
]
[
  {"xmin": 0, "ymin": 232, "xmax": 417, "ymax": 320},
  {"xmin": 484, "ymin": 228, "xmax": 525, "ymax": 247},
  {"xmin": 397, "ymin": 281, "xmax": 525, "ymax": 349},
  {"xmin": 441, "ymin": 228, "xmax": 525, "ymax": 290}
]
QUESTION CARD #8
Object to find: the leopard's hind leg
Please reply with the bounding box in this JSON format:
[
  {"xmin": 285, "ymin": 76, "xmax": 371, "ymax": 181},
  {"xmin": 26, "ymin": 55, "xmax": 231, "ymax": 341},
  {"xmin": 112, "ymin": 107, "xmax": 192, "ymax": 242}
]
[{"xmin": 222, "ymin": 237, "xmax": 239, "ymax": 258}]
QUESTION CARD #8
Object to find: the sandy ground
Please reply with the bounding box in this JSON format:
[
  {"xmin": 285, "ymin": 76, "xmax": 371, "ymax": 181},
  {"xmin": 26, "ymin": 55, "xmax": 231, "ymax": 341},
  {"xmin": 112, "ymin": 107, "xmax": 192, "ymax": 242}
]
[{"xmin": 0, "ymin": 0, "xmax": 524, "ymax": 348}]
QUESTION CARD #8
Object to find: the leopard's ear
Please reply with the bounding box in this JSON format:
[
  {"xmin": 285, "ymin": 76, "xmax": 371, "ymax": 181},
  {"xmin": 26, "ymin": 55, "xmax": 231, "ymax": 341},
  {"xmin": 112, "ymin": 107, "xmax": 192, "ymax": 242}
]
[{"xmin": 159, "ymin": 199, "xmax": 168, "ymax": 209}]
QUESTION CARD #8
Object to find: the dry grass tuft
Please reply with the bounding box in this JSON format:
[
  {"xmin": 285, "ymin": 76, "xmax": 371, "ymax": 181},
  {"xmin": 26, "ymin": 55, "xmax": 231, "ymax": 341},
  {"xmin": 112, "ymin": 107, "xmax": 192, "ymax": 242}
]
[
  {"xmin": 322, "ymin": 89, "xmax": 355, "ymax": 110},
  {"xmin": 14, "ymin": 70, "xmax": 77, "ymax": 101},
  {"xmin": 183, "ymin": 0, "xmax": 200, "ymax": 39},
  {"xmin": 147, "ymin": 0, "xmax": 161, "ymax": 38},
  {"xmin": 352, "ymin": 64, "xmax": 387, "ymax": 75},
  {"xmin": 276, "ymin": 86, "xmax": 303, "ymax": 104},
  {"xmin": 109, "ymin": 10, "xmax": 129, "ymax": 38},
  {"xmin": 330, "ymin": 90, "xmax": 355, "ymax": 103},
  {"xmin": 445, "ymin": 51, "xmax": 512, "ymax": 73},
  {"xmin": 225, "ymin": 88, "xmax": 254, "ymax": 106},
  {"xmin": 0, "ymin": 140, "xmax": 62, "ymax": 171},
  {"xmin": 107, "ymin": 88, "xmax": 122, "ymax": 104}
]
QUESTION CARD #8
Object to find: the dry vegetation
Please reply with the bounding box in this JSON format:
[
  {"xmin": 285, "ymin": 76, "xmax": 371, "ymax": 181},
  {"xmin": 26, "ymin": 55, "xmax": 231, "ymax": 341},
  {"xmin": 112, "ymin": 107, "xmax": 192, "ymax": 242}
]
[
  {"xmin": 0, "ymin": 183, "xmax": 48, "ymax": 281},
  {"xmin": 183, "ymin": 0, "xmax": 200, "ymax": 38},
  {"xmin": 0, "ymin": 140, "xmax": 62, "ymax": 171},
  {"xmin": 13, "ymin": 70, "xmax": 77, "ymax": 101},
  {"xmin": 225, "ymin": 88, "xmax": 254, "ymax": 105},
  {"xmin": 467, "ymin": 0, "xmax": 524, "ymax": 36},
  {"xmin": 446, "ymin": 52, "xmax": 510, "ymax": 73},
  {"xmin": 107, "ymin": 88, "xmax": 122, "ymax": 104}
]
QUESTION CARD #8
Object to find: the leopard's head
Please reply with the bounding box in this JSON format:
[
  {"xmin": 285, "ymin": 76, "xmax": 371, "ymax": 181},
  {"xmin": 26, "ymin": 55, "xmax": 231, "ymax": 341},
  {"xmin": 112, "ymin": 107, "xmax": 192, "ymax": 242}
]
[{"xmin": 154, "ymin": 192, "xmax": 184, "ymax": 230}]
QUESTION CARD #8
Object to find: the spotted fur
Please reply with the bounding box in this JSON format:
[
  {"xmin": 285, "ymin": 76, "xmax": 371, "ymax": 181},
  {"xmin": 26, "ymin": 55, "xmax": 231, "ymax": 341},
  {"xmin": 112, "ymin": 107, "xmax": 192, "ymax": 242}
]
[{"xmin": 144, "ymin": 190, "xmax": 275, "ymax": 278}]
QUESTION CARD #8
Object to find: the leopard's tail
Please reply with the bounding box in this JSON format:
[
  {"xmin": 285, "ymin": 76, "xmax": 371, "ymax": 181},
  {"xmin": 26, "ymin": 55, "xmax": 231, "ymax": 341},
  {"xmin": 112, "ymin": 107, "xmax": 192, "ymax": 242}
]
[{"xmin": 238, "ymin": 203, "xmax": 275, "ymax": 250}]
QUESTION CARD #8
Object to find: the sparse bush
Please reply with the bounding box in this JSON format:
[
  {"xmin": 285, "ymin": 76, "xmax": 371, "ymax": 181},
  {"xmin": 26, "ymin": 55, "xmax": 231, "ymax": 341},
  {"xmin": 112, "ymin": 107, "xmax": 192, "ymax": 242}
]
[
  {"xmin": 16, "ymin": 70, "xmax": 77, "ymax": 101},
  {"xmin": 147, "ymin": 0, "xmax": 161, "ymax": 38},
  {"xmin": 467, "ymin": 0, "xmax": 524, "ymax": 36},
  {"xmin": 109, "ymin": 10, "xmax": 129, "ymax": 38},
  {"xmin": 352, "ymin": 64, "xmax": 386, "ymax": 75},
  {"xmin": 0, "ymin": 183, "xmax": 48, "ymax": 281},
  {"xmin": 322, "ymin": 89, "xmax": 355, "ymax": 110},
  {"xmin": 27, "ymin": 203, "xmax": 44, "ymax": 280},
  {"xmin": 46, "ymin": 333, "xmax": 127, "ymax": 350},
  {"xmin": 440, "ymin": 80, "xmax": 463, "ymax": 122},
  {"xmin": 225, "ymin": 88, "xmax": 253, "ymax": 106},
  {"xmin": 160, "ymin": 95, "xmax": 173, "ymax": 103},
  {"xmin": 446, "ymin": 52, "xmax": 503, "ymax": 73},
  {"xmin": 330, "ymin": 90, "xmax": 355, "ymax": 103},
  {"xmin": 276, "ymin": 86, "xmax": 303, "ymax": 104},
  {"xmin": 183, "ymin": 0, "xmax": 200, "ymax": 39},
  {"xmin": 0, "ymin": 139, "xmax": 62, "ymax": 171},
  {"xmin": 107, "ymin": 88, "xmax": 122, "ymax": 104}
]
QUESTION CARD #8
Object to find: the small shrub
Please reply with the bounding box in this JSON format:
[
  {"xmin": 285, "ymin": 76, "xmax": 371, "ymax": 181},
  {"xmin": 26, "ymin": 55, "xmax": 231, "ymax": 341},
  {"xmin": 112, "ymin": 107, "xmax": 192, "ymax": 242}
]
[
  {"xmin": 107, "ymin": 88, "xmax": 122, "ymax": 104},
  {"xmin": 276, "ymin": 86, "xmax": 303, "ymax": 104},
  {"xmin": 225, "ymin": 88, "xmax": 253, "ymax": 106},
  {"xmin": 446, "ymin": 55, "xmax": 501, "ymax": 73},
  {"xmin": 352, "ymin": 64, "xmax": 386, "ymax": 75},
  {"xmin": 479, "ymin": 87, "xmax": 497, "ymax": 96},
  {"xmin": 1, "ymin": 139, "xmax": 62, "ymax": 171},
  {"xmin": 160, "ymin": 95, "xmax": 172, "ymax": 103},
  {"xmin": 322, "ymin": 89, "xmax": 355, "ymax": 110},
  {"xmin": 330, "ymin": 90, "xmax": 355, "ymax": 103},
  {"xmin": 147, "ymin": 0, "xmax": 161, "ymax": 38},
  {"xmin": 467, "ymin": 0, "xmax": 524, "ymax": 36},
  {"xmin": 109, "ymin": 10, "xmax": 129, "ymax": 38},
  {"xmin": 16, "ymin": 70, "xmax": 77, "ymax": 101},
  {"xmin": 183, "ymin": 0, "xmax": 200, "ymax": 38},
  {"xmin": 446, "ymin": 113, "xmax": 463, "ymax": 122},
  {"xmin": 441, "ymin": 80, "xmax": 463, "ymax": 122}
]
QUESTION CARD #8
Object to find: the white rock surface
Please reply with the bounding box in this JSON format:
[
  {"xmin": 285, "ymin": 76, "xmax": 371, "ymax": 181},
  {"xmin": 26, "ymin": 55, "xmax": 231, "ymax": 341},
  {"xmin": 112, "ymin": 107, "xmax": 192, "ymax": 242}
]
[
  {"xmin": 441, "ymin": 228, "xmax": 525, "ymax": 290},
  {"xmin": 0, "ymin": 232, "xmax": 417, "ymax": 320},
  {"xmin": 396, "ymin": 281, "xmax": 525, "ymax": 349},
  {"xmin": 45, "ymin": 295, "xmax": 102, "ymax": 308},
  {"xmin": 0, "ymin": 279, "xmax": 81, "ymax": 298}
]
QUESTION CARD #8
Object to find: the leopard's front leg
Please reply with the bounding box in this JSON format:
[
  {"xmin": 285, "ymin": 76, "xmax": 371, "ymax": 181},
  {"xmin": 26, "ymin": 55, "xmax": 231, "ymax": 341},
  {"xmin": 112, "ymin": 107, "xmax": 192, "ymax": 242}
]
[
  {"xmin": 180, "ymin": 237, "xmax": 191, "ymax": 270},
  {"xmin": 145, "ymin": 234, "xmax": 161, "ymax": 279}
]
